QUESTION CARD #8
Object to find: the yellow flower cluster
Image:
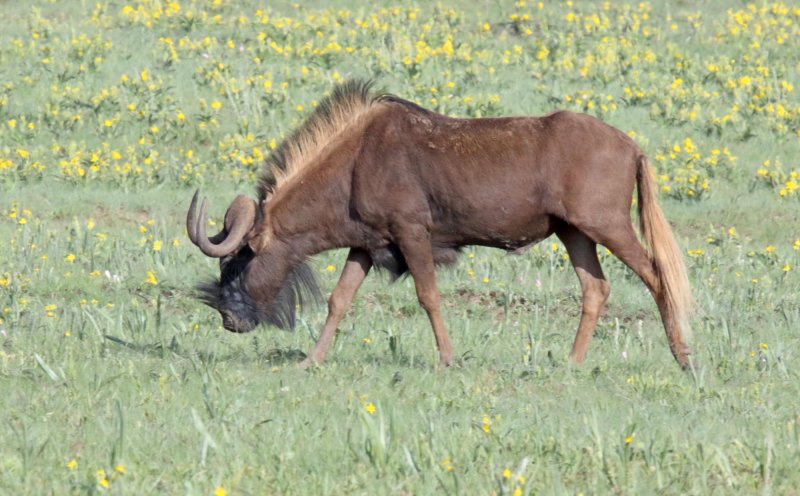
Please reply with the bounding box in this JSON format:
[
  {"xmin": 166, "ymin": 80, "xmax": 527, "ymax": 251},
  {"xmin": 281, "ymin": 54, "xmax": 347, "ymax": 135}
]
[
  {"xmin": 754, "ymin": 159, "xmax": 800, "ymax": 198},
  {"xmin": 501, "ymin": 465, "xmax": 527, "ymax": 496},
  {"xmin": 654, "ymin": 139, "xmax": 736, "ymax": 200},
  {"xmin": 0, "ymin": 0, "xmax": 796, "ymax": 196}
]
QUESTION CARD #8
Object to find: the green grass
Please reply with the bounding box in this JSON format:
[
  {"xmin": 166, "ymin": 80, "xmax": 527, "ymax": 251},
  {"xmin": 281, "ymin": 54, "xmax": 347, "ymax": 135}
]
[{"xmin": 1, "ymin": 0, "xmax": 799, "ymax": 494}]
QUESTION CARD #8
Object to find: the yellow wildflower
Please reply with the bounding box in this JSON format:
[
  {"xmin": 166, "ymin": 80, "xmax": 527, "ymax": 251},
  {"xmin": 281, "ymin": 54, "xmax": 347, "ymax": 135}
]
[
  {"xmin": 482, "ymin": 414, "xmax": 491, "ymax": 433},
  {"xmin": 96, "ymin": 469, "xmax": 109, "ymax": 488}
]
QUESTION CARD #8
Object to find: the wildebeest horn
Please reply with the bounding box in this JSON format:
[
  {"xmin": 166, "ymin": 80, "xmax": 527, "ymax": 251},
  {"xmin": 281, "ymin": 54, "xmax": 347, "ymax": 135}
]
[{"xmin": 186, "ymin": 189, "xmax": 257, "ymax": 258}]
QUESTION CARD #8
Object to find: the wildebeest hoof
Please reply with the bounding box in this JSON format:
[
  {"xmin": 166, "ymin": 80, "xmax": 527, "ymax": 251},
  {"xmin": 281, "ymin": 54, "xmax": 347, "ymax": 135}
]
[
  {"xmin": 437, "ymin": 357, "xmax": 454, "ymax": 369},
  {"xmin": 298, "ymin": 356, "xmax": 323, "ymax": 370}
]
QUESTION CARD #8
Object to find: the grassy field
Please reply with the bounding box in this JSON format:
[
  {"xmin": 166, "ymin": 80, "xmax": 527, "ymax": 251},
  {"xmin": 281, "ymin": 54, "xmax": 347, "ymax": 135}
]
[{"xmin": 1, "ymin": 0, "xmax": 799, "ymax": 494}]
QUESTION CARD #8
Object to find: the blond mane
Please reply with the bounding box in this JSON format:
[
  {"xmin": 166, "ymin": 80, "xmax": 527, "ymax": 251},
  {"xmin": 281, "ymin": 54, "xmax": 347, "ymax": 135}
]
[{"xmin": 258, "ymin": 80, "xmax": 381, "ymax": 199}]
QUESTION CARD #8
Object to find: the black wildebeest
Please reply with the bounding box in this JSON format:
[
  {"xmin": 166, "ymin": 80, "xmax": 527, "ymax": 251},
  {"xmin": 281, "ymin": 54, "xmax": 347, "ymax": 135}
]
[{"xmin": 187, "ymin": 80, "xmax": 693, "ymax": 369}]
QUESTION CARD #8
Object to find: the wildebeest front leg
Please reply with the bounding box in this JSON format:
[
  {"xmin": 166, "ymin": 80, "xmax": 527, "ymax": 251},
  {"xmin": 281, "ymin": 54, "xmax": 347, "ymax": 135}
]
[
  {"xmin": 299, "ymin": 248, "xmax": 372, "ymax": 368},
  {"xmin": 394, "ymin": 225, "xmax": 454, "ymax": 368}
]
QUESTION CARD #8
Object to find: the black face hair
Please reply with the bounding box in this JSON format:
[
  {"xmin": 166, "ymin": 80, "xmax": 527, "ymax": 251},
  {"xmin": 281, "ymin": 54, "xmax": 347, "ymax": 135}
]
[{"xmin": 198, "ymin": 248, "xmax": 320, "ymax": 332}]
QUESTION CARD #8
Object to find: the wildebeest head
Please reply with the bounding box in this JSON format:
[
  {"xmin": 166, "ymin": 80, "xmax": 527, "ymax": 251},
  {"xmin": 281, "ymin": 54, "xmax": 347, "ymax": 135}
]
[{"xmin": 186, "ymin": 191, "xmax": 319, "ymax": 333}]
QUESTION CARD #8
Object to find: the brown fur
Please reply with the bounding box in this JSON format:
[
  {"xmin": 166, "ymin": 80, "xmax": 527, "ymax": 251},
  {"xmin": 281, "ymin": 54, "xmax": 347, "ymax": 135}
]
[{"xmin": 189, "ymin": 80, "xmax": 695, "ymax": 370}]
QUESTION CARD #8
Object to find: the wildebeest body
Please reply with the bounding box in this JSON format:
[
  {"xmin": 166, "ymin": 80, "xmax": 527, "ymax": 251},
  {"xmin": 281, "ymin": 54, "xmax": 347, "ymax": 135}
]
[
  {"xmin": 186, "ymin": 80, "xmax": 693, "ymax": 370},
  {"xmin": 269, "ymin": 102, "xmax": 638, "ymax": 273}
]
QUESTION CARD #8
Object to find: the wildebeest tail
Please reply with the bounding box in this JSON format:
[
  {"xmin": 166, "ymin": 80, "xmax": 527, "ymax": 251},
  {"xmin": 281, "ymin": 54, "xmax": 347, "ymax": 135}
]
[{"xmin": 636, "ymin": 156, "xmax": 694, "ymax": 340}]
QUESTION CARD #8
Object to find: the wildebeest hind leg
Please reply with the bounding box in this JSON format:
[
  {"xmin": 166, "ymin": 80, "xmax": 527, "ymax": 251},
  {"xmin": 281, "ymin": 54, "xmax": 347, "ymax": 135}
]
[
  {"xmin": 586, "ymin": 223, "xmax": 692, "ymax": 368},
  {"xmin": 556, "ymin": 225, "xmax": 610, "ymax": 364},
  {"xmin": 299, "ymin": 248, "xmax": 372, "ymax": 368},
  {"xmin": 394, "ymin": 224, "xmax": 454, "ymax": 368}
]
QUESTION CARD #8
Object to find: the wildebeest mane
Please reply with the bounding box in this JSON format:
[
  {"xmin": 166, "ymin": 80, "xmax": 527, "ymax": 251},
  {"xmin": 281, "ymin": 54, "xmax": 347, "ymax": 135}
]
[
  {"xmin": 259, "ymin": 79, "xmax": 379, "ymax": 200},
  {"xmin": 377, "ymin": 94, "xmax": 440, "ymax": 117},
  {"xmin": 257, "ymin": 79, "xmax": 440, "ymax": 201}
]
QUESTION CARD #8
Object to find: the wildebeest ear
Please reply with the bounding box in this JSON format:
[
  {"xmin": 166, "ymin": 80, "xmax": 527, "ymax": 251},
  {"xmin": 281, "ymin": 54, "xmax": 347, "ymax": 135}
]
[
  {"xmin": 223, "ymin": 195, "xmax": 257, "ymax": 231},
  {"xmin": 258, "ymin": 195, "xmax": 271, "ymax": 219},
  {"xmin": 246, "ymin": 226, "xmax": 271, "ymax": 253}
]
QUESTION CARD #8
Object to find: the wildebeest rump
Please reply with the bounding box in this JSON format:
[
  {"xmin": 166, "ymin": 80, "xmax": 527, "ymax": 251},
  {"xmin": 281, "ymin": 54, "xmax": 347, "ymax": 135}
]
[{"xmin": 186, "ymin": 80, "xmax": 694, "ymax": 369}]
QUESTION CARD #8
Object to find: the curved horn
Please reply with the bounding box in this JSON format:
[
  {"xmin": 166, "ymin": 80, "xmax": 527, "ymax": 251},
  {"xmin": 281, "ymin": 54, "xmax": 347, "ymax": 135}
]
[
  {"xmin": 187, "ymin": 190, "xmax": 228, "ymax": 246},
  {"xmin": 187, "ymin": 191, "xmax": 257, "ymax": 258},
  {"xmin": 186, "ymin": 189, "xmax": 201, "ymax": 244},
  {"xmin": 186, "ymin": 189, "xmax": 230, "ymax": 246}
]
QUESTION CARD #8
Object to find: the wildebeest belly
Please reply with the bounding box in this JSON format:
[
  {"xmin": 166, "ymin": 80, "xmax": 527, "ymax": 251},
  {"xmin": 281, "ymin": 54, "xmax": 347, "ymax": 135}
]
[
  {"xmin": 368, "ymin": 213, "xmax": 555, "ymax": 280},
  {"xmin": 431, "ymin": 211, "xmax": 557, "ymax": 253}
]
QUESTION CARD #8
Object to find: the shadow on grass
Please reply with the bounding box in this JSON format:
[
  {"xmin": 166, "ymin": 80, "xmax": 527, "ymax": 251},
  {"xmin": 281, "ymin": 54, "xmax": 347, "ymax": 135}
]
[
  {"xmin": 260, "ymin": 347, "xmax": 307, "ymax": 364},
  {"xmin": 103, "ymin": 334, "xmax": 308, "ymax": 365},
  {"xmin": 104, "ymin": 334, "xmax": 178, "ymax": 356}
]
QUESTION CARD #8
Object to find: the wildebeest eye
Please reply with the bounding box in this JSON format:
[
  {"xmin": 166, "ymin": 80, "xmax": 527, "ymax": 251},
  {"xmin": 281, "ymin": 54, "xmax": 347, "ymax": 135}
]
[{"xmin": 219, "ymin": 247, "xmax": 255, "ymax": 284}]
